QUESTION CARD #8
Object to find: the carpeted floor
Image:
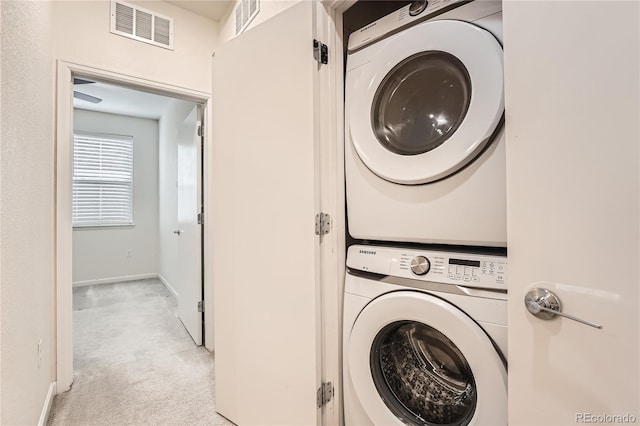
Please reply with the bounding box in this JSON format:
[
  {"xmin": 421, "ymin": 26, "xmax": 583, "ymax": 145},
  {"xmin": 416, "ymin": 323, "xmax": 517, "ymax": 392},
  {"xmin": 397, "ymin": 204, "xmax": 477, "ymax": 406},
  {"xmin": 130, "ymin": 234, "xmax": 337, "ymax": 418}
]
[{"xmin": 48, "ymin": 279, "xmax": 235, "ymax": 426}]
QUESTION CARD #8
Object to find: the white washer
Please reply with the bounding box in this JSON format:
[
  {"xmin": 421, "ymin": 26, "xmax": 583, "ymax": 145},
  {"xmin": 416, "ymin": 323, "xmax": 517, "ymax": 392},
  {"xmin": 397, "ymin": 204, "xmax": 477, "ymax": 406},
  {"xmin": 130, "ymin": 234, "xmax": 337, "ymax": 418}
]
[
  {"xmin": 343, "ymin": 245, "xmax": 507, "ymax": 425},
  {"xmin": 345, "ymin": 0, "xmax": 506, "ymax": 247}
]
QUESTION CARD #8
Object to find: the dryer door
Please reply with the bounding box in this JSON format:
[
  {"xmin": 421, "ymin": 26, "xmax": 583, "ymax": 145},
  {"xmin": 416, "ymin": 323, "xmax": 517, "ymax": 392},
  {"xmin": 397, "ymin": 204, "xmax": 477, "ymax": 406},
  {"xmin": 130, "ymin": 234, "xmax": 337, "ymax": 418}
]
[
  {"xmin": 348, "ymin": 291, "xmax": 507, "ymax": 426},
  {"xmin": 348, "ymin": 20, "xmax": 503, "ymax": 184}
]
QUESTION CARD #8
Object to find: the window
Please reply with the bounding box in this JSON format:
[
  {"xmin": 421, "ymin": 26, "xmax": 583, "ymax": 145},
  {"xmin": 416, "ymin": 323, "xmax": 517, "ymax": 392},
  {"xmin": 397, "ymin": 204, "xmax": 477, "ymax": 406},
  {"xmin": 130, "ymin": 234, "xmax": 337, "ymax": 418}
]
[{"xmin": 73, "ymin": 132, "xmax": 134, "ymax": 227}]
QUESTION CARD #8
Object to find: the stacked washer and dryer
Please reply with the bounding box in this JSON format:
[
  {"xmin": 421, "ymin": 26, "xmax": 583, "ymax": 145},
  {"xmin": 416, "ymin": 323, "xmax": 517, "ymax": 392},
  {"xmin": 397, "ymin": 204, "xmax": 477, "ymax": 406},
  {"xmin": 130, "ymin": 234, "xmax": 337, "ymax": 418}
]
[{"xmin": 343, "ymin": 1, "xmax": 508, "ymax": 425}]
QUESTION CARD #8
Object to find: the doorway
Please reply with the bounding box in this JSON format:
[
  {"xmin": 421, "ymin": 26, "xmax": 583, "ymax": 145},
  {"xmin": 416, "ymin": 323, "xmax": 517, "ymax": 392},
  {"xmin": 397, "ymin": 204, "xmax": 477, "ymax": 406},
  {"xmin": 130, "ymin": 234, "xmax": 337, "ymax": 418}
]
[
  {"xmin": 56, "ymin": 61, "xmax": 214, "ymax": 393},
  {"xmin": 70, "ymin": 79, "xmax": 204, "ymax": 339}
]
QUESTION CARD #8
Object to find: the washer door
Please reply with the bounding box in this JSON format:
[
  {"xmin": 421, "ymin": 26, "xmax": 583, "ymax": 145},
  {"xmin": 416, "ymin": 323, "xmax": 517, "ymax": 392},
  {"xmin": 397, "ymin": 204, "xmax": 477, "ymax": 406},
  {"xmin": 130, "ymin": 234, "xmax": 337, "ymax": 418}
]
[
  {"xmin": 348, "ymin": 291, "xmax": 507, "ymax": 425},
  {"xmin": 349, "ymin": 20, "xmax": 504, "ymax": 184}
]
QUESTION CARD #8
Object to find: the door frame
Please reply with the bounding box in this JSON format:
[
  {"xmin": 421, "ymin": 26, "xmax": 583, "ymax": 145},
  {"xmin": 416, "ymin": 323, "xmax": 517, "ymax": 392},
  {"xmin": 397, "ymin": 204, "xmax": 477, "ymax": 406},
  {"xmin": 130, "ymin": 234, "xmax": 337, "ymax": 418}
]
[
  {"xmin": 315, "ymin": 1, "xmax": 354, "ymax": 425},
  {"xmin": 55, "ymin": 60, "xmax": 214, "ymax": 392}
]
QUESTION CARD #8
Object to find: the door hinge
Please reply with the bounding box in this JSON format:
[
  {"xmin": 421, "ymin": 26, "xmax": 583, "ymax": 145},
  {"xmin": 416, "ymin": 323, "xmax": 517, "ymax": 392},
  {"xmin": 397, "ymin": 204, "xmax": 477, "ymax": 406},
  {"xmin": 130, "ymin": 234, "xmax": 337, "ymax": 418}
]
[
  {"xmin": 315, "ymin": 212, "xmax": 330, "ymax": 235},
  {"xmin": 317, "ymin": 381, "xmax": 333, "ymax": 408},
  {"xmin": 197, "ymin": 124, "xmax": 204, "ymax": 137},
  {"xmin": 198, "ymin": 212, "xmax": 204, "ymax": 225},
  {"xmin": 313, "ymin": 39, "xmax": 328, "ymax": 65},
  {"xmin": 198, "ymin": 300, "xmax": 205, "ymax": 313}
]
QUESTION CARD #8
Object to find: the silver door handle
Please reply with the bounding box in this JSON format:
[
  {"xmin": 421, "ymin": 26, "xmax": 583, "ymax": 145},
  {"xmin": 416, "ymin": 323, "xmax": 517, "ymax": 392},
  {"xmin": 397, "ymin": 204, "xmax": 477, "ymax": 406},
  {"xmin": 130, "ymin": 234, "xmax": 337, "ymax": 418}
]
[
  {"xmin": 524, "ymin": 288, "xmax": 603, "ymax": 329},
  {"xmin": 173, "ymin": 229, "xmax": 182, "ymax": 236}
]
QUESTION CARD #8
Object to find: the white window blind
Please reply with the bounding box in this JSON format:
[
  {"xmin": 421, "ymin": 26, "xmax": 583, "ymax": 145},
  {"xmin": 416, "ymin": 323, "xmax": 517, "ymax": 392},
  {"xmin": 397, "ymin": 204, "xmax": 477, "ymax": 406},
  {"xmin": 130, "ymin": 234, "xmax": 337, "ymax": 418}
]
[{"xmin": 73, "ymin": 132, "xmax": 134, "ymax": 226}]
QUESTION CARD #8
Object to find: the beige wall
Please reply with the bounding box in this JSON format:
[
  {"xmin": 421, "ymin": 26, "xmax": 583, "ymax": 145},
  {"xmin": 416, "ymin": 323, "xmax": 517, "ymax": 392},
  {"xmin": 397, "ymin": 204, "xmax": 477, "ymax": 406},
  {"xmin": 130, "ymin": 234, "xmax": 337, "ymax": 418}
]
[
  {"xmin": 0, "ymin": 5, "xmax": 3, "ymax": 420},
  {"xmin": 52, "ymin": 1, "xmax": 218, "ymax": 93},
  {"xmin": 218, "ymin": 0, "xmax": 301, "ymax": 44},
  {"xmin": 1, "ymin": 1, "xmax": 219, "ymax": 423},
  {"xmin": 0, "ymin": 1, "xmax": 55, "ymax": 425},
  {"xmin": 72, "ymin": 110, "xmax": 160, "ymax": 285}
]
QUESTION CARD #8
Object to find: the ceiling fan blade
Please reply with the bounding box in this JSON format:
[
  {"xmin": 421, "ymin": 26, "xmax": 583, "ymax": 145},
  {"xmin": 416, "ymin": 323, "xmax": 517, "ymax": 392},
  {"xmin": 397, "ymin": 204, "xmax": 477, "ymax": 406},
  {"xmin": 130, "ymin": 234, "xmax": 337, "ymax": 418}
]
[
  {"xmin": 74, "ymin": 78, "xmax": 95, "ymax": 85},
  {"xmin": 74, "ymin": 91, "xmax": 102, "ymax": 104}
]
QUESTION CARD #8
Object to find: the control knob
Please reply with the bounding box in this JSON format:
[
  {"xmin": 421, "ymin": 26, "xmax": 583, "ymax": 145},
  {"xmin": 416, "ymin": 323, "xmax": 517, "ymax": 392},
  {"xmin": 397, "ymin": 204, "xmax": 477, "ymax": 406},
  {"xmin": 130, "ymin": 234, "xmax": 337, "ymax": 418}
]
[
  {"xmin": 409, "ymin": 0, "xmax": 428, "ymax": 16},
  {"xmin": 410, "ymin": 256, "xmax": 431, "ymax": 276}
]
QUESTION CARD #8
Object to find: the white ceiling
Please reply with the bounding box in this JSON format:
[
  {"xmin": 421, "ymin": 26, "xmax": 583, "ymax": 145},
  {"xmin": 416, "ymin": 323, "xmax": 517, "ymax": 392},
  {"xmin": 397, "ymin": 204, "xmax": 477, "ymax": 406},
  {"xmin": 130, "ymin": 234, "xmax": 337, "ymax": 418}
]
[
  {"xmin": 73, "ymin": 81, "xmax": 175, "ymax": 119},
  {"xmin": 165, "ymin": 0, "xmax": 234, "ymax": 21}
]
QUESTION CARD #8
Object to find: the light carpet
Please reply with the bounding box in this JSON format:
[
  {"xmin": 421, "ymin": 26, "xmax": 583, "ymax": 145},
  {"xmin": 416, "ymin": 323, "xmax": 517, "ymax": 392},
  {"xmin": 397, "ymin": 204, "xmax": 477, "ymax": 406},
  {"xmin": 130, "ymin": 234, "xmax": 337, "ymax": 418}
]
[{"xmin": 47, "ymin": 279, "xmax": 235, "ymax": 426}]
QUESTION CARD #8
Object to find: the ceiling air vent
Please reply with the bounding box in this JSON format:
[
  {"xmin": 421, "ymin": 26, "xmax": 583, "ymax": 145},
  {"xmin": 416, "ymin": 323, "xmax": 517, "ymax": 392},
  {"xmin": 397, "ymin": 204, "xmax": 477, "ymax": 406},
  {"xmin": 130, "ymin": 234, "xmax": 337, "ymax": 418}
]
[
  {"xmin": 235, "ymin": 0, "xmax": 260, "ymax": 36},
  {"xmin": 110, "ymin": 0, "xmax": 174, "ymax": 50}
]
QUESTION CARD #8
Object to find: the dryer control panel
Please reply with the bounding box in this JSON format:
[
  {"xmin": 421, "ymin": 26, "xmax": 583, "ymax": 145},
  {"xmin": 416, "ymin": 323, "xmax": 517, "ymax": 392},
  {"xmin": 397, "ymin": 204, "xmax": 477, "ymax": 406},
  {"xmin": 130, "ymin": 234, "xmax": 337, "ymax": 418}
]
[
  {"xmin": 347, "ymin": 0, "xmax": 502, "ymax": 52},
  {"xmin": 348, "ymin": 0, "xmax": 466, "ymax": 52},
  {"xmin": 347, "ymin": 245, "xmax": 506, "ymax": 291}
]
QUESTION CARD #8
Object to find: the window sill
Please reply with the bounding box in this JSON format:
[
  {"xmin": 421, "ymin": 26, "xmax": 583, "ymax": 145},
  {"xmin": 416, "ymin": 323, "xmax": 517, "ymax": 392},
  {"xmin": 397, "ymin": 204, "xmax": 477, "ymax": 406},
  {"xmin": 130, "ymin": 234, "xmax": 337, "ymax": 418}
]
[{"xmin": 73, "ymin": 223, "xmax": 135, "ymax": 230}]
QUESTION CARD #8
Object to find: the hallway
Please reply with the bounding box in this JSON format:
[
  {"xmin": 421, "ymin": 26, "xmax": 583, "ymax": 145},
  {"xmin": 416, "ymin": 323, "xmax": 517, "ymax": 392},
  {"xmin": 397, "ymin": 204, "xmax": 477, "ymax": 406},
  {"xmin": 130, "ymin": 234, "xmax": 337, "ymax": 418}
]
[{"xmin": 48, "ymin": 279, "xmax": 233, "ymax": 425}]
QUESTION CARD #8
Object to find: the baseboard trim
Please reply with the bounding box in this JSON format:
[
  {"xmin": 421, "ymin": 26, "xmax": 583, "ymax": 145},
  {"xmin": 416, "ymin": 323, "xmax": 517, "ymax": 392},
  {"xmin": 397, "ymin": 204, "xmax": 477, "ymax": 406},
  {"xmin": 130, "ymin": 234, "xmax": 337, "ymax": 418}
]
[
  {"xmin": 38, "ymin": 382, "xmax": 56, "ymax": 426},
  {"xmin": 73, "ymin": 273, "xmax": 158, "ymax": 287},
  {"xmin": 158, "ymin": 274, "xmax": 179, "ymax": 298}
]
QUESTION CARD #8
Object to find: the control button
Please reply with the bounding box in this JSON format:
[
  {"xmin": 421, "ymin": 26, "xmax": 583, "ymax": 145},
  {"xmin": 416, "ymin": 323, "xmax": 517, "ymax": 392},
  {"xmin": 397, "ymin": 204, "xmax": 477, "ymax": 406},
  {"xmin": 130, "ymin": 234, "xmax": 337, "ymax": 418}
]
[
  {"xmin": 463, "ymin": 276, "xmax": 470, "ymax": 282},
  {"xmin": 472, "ymin": 277, "xmax": 480, "ymax": 282},
  {"xmin": 410, "ymin": 256, "xmax": 431, "ymax": 276},
  {"xmin": 409, "ymin": 0, "xmax": 428, "ymax": 16}
]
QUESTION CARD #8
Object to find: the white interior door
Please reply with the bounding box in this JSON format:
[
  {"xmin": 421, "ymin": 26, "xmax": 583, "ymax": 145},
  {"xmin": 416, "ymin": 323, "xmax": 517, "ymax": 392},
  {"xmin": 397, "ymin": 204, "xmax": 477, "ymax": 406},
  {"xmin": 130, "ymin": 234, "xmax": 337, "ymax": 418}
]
[
  {"xmin": 176, "ymin": 105, "xmax": 202, "ymax": 345},
  {"xmin": 212, "ymin": 2, "xmax": 321, "ymax": 425},
  {"xmin": 504, "ymin": 2, "xmax": 639, "ymax": 424}
]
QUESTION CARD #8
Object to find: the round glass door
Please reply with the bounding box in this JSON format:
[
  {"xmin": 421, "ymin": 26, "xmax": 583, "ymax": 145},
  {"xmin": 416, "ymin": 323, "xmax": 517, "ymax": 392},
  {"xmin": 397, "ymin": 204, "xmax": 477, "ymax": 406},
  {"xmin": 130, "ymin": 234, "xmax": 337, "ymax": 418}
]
[
  {"xmin": 372, "ymin": 52, "xmax": 471, "ymax": 157},
  {"xmin": 346, "ymin": 291, "xmax": 507, "ymax": 425},
  {"xmin": 371, "ymin": 321, "xmax": 476, "ymax": 426},
  {"xmin": 347, "ymin": 19, "xmax": 504, "ymax": 184}
]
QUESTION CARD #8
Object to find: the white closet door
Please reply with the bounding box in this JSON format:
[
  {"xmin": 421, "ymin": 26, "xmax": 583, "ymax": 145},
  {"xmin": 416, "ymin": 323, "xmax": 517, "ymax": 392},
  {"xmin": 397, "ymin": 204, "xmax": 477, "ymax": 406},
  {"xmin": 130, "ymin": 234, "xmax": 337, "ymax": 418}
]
[
  {"xmin": 176, "ymin": 105, "xmax": 202, "ymax": 345},
  {"xmin": 212, "ymin": 2, "xmax": 321, "ymax": 425},
  {"xmin": 504, "ymin": 2, "xmax": 639, "ymax": 424}
]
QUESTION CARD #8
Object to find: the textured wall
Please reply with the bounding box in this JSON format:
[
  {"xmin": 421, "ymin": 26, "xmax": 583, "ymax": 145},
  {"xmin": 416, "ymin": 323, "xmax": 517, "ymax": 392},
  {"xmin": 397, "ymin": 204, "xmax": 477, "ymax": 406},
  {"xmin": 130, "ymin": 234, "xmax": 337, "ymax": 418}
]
[
  {"xmin": 52, "ymin": 1, "xmax": 218, "ymax": 94},
  {"xmin": 0, "ymin": 1, "xmax": 55, "ymax": 424},
  {"xmin": 0, "ymin": 0, "xmax": 219, "ymax": 423},
  {"xmin": 0, "ymin": 6, "xmax": 3, "ymax": 419},
  {"xmin": 72, "ymin": 110, "xmax": 160, "ymax": 284}
]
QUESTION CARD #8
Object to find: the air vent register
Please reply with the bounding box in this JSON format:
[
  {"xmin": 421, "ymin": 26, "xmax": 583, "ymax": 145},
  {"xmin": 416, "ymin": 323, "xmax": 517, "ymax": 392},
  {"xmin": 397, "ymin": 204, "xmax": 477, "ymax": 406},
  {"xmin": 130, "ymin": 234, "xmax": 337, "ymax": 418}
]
[{"xmin": 110, "ymin": 0, "xmax": 174, "ymax": 50}]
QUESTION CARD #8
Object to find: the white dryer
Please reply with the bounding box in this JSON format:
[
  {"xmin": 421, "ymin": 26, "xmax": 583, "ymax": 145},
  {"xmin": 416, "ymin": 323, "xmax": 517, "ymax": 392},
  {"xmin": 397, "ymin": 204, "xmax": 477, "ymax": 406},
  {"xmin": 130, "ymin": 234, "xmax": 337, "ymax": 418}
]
[
  {"xmin": 343, "ymin": 245, "xmax": 507, "ymax": 425},
  {"xmin": 345, "ymin": 0, "xmax": 506, "ymax": 247}
]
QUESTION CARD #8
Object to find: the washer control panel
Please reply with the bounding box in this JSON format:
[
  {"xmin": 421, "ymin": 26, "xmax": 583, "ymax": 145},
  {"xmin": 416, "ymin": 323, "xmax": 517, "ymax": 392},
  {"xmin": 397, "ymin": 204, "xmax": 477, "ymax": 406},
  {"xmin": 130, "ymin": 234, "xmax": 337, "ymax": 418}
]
[
  {"xmin": 347, "ymin": 245, "xmax": 506, "ymax": 291},
  {"xmin": 410, "ymin": 256, "xmax": 430, "ymax": 275}
]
